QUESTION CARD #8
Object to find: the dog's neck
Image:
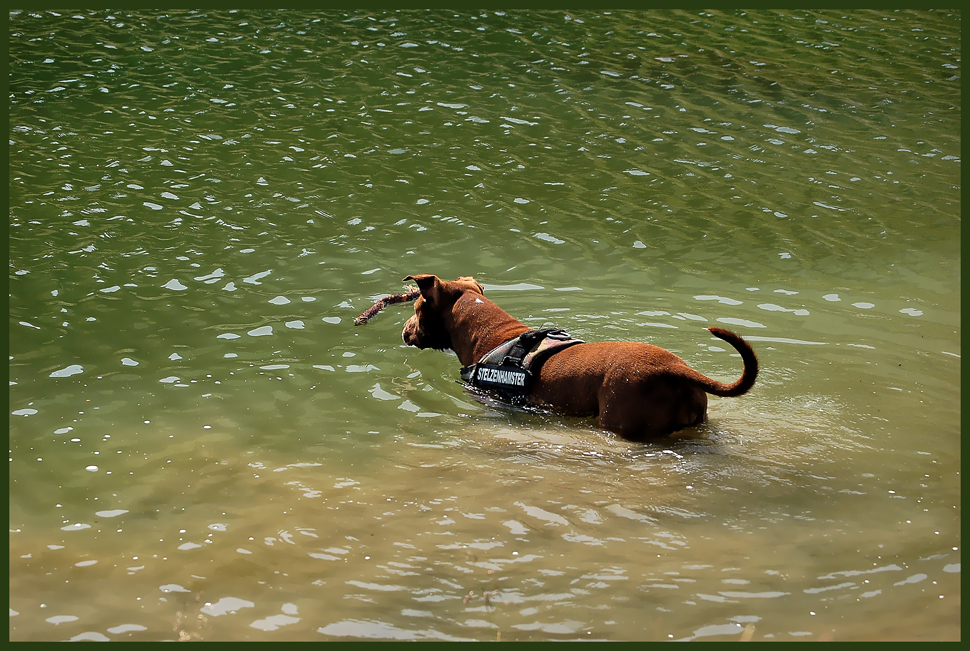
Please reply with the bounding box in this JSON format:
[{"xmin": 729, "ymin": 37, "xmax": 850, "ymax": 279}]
[{"xmin": 446, "ymin": 292, "xmax": 531, "ymax": 367}]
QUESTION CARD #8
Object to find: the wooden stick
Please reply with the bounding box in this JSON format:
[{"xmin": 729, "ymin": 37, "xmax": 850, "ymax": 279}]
[{"xmin": 353, "ymin": 289, "xmax": 420, "ymax": 325}]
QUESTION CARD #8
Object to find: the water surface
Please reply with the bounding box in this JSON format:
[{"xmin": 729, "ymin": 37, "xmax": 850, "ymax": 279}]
[{"xmin": 9, "ymin": 9, "xmax": 960, "ymax": 641}]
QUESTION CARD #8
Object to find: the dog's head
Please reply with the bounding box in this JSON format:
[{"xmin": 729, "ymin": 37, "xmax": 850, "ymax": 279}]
[{"xmin": 401, "ymin": 274, "xmax": 484, "ymax": 351}]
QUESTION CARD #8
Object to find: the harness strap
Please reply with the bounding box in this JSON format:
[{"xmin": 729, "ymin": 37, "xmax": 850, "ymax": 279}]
[
  {"xmin": 459, "ymin": 328, "xmax": 583, "ymax": 401},
  {"xmin": 503, "ymin": 328, "xmax": 559, "ymax": 367}
]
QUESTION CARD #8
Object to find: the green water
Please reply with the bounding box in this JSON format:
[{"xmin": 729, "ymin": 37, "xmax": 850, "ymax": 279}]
[{"xmin": 9, "ymin": 9, "xmax": 960, "ymax": 641}]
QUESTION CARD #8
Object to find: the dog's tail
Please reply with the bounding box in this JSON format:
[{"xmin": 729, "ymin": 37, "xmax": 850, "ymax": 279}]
[{"xmin": 687, "ymin": 327, "xmax": 759, "ymax": 397}]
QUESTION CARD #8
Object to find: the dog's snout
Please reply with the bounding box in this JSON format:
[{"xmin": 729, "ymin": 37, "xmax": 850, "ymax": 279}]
[{"xmin": 402, "ymin": 315, "xmax": 420, "ymax": 346}]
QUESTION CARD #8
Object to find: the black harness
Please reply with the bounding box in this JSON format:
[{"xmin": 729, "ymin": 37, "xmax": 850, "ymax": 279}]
[{"xmin": 459, "ymin": 328, "xmax": 584, "ymax": 402}]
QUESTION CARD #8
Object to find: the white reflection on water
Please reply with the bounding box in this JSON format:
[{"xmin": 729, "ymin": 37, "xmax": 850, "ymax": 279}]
[
  {"xmin": 319, "ymin": 618, "xmax": 475, "ymax": 641},
  {"xmin": 202, "ymin": 597, "xmax": 255, "ymax": 617}
]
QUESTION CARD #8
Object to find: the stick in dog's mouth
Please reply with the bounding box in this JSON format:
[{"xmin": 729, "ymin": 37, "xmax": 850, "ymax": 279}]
[{"xmin": 353, "ymin": 288, "xmax": 420, "ymax": 325}]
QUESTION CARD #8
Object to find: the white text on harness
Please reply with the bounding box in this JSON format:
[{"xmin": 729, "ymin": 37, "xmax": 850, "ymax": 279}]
[{"xmin": 476, "ymin": 366, "xmax": 526, "ymax": 387}]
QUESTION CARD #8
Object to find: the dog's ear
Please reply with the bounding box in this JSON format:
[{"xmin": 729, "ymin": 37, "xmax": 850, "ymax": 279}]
[
  {"xmin": 403, "ymin": 274, "xmax": 438, "ymax": 298},
  {"xmin": 456, "ymin": 276, "xmax": 484, "ymax": 294}
]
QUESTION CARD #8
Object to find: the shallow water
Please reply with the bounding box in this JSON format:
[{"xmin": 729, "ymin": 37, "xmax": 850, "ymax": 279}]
[{"xmin": 8, "ymin": 9, "xmax": 960, "ymax": 641}]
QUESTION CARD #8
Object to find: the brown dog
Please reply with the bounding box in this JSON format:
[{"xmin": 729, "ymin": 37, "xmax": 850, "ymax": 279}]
[{"xmin": 401, "ymin": 274, "xmax": 758, "ymax": 440}]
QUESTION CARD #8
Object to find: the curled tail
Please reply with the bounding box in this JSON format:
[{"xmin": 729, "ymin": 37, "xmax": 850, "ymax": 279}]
[{"xmin": 686, "ymin": 327, "xmax": 759, "ymax": 397}]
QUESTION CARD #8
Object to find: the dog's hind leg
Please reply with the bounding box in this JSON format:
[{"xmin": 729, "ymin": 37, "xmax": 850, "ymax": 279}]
[{"xmin": 597, "ymin": 381, "xmax": 707, "ymax": 439}]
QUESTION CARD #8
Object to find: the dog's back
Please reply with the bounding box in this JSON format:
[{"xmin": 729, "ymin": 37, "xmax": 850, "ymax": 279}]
[{"xmin": 529, "ymin": 328, "xmax": 758, "ymax": 438}]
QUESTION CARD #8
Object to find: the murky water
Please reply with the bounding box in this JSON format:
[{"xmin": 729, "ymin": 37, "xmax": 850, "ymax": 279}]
[{"xmin": 9, "ymin": 9, "xmax": 960, "ymax": 641}]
